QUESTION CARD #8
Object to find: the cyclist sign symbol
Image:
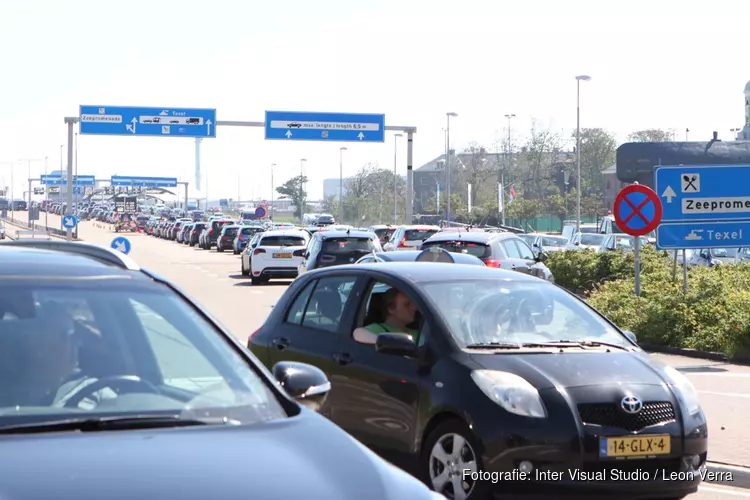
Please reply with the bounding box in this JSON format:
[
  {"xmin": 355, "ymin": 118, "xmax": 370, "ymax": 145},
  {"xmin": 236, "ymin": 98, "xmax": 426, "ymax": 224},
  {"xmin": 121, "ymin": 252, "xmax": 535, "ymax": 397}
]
[{"xmin": 613, "ymin": 184, "xmax": 663, "ymax": 237}]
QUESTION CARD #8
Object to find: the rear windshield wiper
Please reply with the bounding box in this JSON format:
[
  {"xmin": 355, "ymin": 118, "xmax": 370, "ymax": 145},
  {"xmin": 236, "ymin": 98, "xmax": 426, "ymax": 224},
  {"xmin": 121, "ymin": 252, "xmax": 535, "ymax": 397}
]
[{"xmin": 0, "ymin": 414, "xmax": 241, "ymax": 434}]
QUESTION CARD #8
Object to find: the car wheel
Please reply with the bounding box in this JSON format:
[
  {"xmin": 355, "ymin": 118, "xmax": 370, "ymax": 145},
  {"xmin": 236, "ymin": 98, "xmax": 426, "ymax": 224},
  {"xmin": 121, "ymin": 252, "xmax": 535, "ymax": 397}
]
[
  {"xmin": 421, "ymin": 419, "xmax": 488, "ymax": 500},
  {"xmin": 251, "ymin": 276, "xmax": 261, "ymax": 285},
  {"xmin": 217, "ymin": 245, "xmax": 224, "ymax": 252}
]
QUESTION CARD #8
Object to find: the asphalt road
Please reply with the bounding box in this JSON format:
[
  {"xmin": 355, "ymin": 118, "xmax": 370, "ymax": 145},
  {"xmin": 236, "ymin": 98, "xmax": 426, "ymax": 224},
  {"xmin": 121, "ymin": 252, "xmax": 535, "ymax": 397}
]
[{"xmin": 10, "ymin": 211, "xmax": 750, "ymax": 499}]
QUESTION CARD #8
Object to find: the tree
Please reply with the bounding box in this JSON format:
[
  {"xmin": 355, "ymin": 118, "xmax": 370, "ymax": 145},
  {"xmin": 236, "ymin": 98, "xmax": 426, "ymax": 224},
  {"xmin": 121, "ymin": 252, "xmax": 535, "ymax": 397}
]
[
  {"xmin": 520, "ymin": 120, "xmax": 564, "ymax": 199},
  {"xmin": 456, "ymin": 144, "xmax": 496, "ymax": 209},
  {"xmin": 574, "ymin": 128, "xmax": 617, "ymax": 197},
  {"xmin": 506, "ymin": 198, "xmax": 542, "ymax": 230},
  {"xmin": 275, "ymin": 175, "xmax": 307, "ymax": 219},
  {"xmin": 627, "ymin": 129, "xmax": 674, "ymax": 142}
]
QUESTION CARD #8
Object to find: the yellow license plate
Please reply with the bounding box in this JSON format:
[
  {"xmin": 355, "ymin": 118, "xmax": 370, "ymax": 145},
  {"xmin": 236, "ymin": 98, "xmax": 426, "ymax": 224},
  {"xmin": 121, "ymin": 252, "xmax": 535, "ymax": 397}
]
[
  {"xmin": 273, "ymin": 253, "xmax": 292, "ymax": 259},
  {"xmin": 600, "ymin": 434, "xmax": 670, "ymax": 458}
]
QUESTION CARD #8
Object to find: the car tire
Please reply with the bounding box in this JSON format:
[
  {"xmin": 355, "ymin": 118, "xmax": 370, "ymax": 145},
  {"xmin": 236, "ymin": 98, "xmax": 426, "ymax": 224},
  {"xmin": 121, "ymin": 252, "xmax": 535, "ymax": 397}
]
[
  {"xmin": 420, "ymin": 419, "xmax": 489, "ymax": 500},
  {"xmin": 217, "ymin": 245, "xmax": 224, "ymax": 252},
  {"xmin": 251, "ymin": 276, "xmax": 261, "ymax": 285}
]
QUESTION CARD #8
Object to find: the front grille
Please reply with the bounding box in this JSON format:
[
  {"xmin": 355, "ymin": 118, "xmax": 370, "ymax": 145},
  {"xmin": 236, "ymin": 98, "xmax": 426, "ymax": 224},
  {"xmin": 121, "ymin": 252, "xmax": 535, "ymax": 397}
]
[{"xmin": 578, "ymin": 402, "xmax": 676, "ymax": 431}]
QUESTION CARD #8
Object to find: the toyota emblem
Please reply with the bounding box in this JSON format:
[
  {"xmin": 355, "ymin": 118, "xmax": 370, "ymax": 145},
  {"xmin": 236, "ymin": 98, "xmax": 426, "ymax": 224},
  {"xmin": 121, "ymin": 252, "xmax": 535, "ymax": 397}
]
[{"xmin": 621, "ymin": 396, "xmax": 643, "ymax": 414}]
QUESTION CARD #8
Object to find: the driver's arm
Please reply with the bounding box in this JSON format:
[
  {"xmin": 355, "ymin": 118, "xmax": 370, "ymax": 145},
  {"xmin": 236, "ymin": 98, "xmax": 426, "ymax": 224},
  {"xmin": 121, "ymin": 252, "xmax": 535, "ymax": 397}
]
[{"xmin": 353, "ymin": 327, "xmax": 378, "ymax": 344}]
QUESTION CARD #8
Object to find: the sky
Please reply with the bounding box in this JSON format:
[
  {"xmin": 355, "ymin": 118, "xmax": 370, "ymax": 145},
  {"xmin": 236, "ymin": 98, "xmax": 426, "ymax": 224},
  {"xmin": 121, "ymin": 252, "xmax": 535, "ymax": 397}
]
[{"xmin": 1, "ymin": 0, "xmax": 748, "ymax": 203}]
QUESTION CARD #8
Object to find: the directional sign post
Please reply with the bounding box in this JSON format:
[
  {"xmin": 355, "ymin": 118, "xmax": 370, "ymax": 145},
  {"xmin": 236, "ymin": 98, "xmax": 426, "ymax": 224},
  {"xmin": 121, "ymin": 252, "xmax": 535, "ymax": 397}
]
[
  {"xmin": 110, "ymin": 176, "xmax": 178, "ymax": 188},
  {"xmin": 111, "ymin": 236, "xmax": 132, "ymax": 255},
  {"xmin": 264, "ymin": 111, "xmax": 385, "ymax": 143},
  {"xmin": 655, "ymin": 164, "xmax": 750, "ymax": 250},
  {"xmin": 62, "ymin": 215, "xmax": 79, "ymax": 229},
  {"xmin": 41, "ymin": 174, "xmax": 95, "ymax": 186},
  {"xmin": 613, "ymin": 184, "xmax": 663, "ymax": 297},
  {"xmin": 79, "ymin": 106, "xmax": 216, "ymax": 138}
]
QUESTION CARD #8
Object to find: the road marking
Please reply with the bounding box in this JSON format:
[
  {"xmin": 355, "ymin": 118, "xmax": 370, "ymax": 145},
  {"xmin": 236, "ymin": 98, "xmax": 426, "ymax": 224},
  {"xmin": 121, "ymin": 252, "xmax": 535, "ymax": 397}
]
[
  {"xmin": 249, "ymin": 290, "xmax": 263, "ymax": 295},
  {"xmin": 684, "ymin": 372, "xmax": 750, "ymax": 378},
  {"xmin": 699, "ymin": 485, "xmax": 750, "ymax": 497},
  {"xmin": 698, "ymin": 390, "xmax": 750, "ymax": 398}
]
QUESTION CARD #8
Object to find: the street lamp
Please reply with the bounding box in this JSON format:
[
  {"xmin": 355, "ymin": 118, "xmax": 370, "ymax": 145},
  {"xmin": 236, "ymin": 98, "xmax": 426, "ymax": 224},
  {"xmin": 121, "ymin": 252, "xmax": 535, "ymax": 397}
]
[
  {"xmin": 270, "ymin": 163, "xmax": 276, "ymax": 221},
  {"xmin": 575, "ymin": 74, "xmax": 591, "ymax": 232},
  {"xmin": 445, "ymin": 112, "xmax": 458, "ymax": 223},
  {"xmin": 393, "ymin": 134, "xmax": 403, "ymax": 223},
  {"xmin": 19, "ymin": 158, "xmax": 41, "ymax": 207},
  {"xmin": 300, "ymin": 158, "xmax": 307, "ymax": 219},
  {"xmin": 339, "ymin": 147, "xmax": 347, "ymax": 223}
]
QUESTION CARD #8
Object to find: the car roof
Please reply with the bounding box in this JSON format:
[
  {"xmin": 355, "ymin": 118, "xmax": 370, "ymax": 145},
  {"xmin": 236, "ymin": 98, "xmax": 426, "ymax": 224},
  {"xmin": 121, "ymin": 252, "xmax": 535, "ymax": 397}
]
[
  {"xmin": 331, "ymin": 261, "xmax": 540, "ymax": 283},
  {"xmin": 0, "ymin": 244, "xmax": 148, "ymax": 279},
  {"xmin": 260, "ymin": 229, "xmax": 309, "ymax": 237},
  {"xmin": 425, "ymin": 231, "xmax": 497, "ymax": 243},
  {"xmin": 317, "ymin": 230, "xmax": 375, "ymax": 239},
  {"xmin": 372, "ymin": 251, "xmax": 484, "ymax": 265}
]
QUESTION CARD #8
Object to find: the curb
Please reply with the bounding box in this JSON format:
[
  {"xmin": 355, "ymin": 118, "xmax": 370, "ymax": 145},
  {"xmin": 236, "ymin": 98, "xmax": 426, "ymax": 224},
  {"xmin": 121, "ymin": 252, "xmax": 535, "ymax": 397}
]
[
  {"xmin": 706, "ymin": 462, "xmax": 750, "ymax": 489},
  {"xmin": 641, "ymin": 343, "xmax": 750, "ymax": 366}
]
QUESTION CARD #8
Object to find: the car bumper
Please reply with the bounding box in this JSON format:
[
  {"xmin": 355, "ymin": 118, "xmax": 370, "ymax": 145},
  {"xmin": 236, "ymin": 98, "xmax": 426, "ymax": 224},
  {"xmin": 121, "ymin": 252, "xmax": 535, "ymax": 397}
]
[{"xmin": 469, "ymin": 387, "xmax": 707, "ymax": 499}]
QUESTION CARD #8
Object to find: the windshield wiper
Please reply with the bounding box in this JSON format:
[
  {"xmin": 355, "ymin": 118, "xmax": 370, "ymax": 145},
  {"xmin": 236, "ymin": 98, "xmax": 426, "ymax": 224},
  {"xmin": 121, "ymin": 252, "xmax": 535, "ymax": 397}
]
[
  {"xmin": 0, "ymin": 414, "xmax": 241, "ymax": 434},
  {"xmin": 538, "ymin": 340, "xmax": 630, "ymax": 351},
  {"xmin": 464, "ymin": 342, "xmax": 521, "ymax": 350}
]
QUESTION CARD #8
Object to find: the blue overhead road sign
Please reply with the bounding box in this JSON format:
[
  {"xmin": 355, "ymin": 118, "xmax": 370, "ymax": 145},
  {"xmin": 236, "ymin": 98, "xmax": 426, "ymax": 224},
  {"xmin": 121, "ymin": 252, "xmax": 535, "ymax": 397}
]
[
  {"xmin": 264, "ymin": 111, "xmax": 385, "ymax": 143},
  {"xmin": 79, "ymin": 105, "xmax": 216, "ymax": 138},
  {"xmin": 655, "ymin": 165, "xmax": 750, "ymax": 222},
  {"xmin": 62, "ymin": 215, "xmax": 79, "ymax": 229},
  {"xmin": 657, "ymin": 221, "xmax": 750, "ymax": 249},
  {"xmin": 110, "ymin": 176, "xmax": 178, "ymax": 188},
  {"xmin": 41, "ymin": 174, "xmax": 95, "ymax": 186}
]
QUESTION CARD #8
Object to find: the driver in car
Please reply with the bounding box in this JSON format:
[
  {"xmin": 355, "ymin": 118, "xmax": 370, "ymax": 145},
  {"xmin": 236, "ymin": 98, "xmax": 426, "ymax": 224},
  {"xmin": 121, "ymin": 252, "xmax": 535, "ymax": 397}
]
[{"xmin": 353, "ymin": 288, "xmax": 419, "ymax": 344}]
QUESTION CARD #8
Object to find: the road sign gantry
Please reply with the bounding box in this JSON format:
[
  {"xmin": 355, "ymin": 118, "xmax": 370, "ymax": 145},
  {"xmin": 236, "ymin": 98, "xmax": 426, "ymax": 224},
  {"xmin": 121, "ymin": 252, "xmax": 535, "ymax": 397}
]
[
  {"xmin": 264, "ymin": 111, "xmax": 385, "ymax": 143},
  {"xmin": 655, "ymin": 164, "xmax": 750, "ymax": 249},
  {"xmin": 79, "ymin": 106, "xmax": 216, "ymax": 138}
]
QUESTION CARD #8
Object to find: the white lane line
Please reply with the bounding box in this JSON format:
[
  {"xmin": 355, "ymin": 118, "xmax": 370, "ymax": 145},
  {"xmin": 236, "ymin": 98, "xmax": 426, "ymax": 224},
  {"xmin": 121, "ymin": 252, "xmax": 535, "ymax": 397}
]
[
  {"xmin": 249, "ymin": 290, "xmax": 263, "ymax": 295},
  {"xmin": 684, "ymin": 373, "xmax": 750, "ymax": 377},
  {"xmin": 699, "ymin": 485, "xmax": 750, "ymax": 497},
  {"xmin": 698, "ymin": 391, "xmax": 750, "ymax": 398}
]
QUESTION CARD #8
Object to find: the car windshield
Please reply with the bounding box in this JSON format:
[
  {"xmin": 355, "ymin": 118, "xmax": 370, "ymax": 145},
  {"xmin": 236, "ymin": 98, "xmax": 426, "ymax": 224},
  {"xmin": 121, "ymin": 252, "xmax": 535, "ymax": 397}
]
[
  {"xmin": 579, "ymin": 226, "xmax": 599, "ymax": 234},
  {"xmin": 422, "ymin": 240, "xmax": 490, "ymax": 258},
  {"xmin": 0, "ymin": 283, "xmax": 286, "ymax": 426},
  {"xmin": 614, "ymin": 236, "xmax": 647, "ymax": 248},
  {"xmin": 713, "ymin": 248, "xmax": 740, "ymax": 258},
  {"xmin": 322, "ymin": 237, "xmax": 379, "ymax": 253},
  {"xmin": 541, "ymin": 236, "xmax": 568, "ymax": 247},
  {"xmin": 405, "ymin": 229, "xmax": 439, "ymax": 241},
  {"xmin": 517, "ymin": 234, "xmax": 535, "ymax": 244},
  {"xmin": 579, "ymin": 234, "xmax": 605, "ymax": 245},
  {"xmin": 421, "ymin": 280, "xmax": 628, "ymax": 348}
]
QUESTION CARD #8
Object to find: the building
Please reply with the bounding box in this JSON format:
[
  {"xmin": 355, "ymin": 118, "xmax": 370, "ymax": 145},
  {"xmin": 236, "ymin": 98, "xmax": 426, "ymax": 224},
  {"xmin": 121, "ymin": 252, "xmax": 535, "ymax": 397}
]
[{"xmin": 602, "ymin": 164, "xmax": 625, "ymax": 210}]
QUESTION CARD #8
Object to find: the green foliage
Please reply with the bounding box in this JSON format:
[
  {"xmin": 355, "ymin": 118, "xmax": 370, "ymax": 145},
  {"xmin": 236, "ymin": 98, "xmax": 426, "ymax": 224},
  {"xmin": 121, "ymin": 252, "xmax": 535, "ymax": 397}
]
[
  {"xmin": 547, "ymin": 246, "xmax": 750, "ymax": 359},
  {"xmin": 275, "ymin": 175, "xmax": 307, "ymax": 219}
]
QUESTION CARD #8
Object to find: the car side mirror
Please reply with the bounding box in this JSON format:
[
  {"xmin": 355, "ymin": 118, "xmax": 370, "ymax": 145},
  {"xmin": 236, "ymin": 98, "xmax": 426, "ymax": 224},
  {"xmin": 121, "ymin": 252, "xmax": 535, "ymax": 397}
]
[
  {"xmin": 574, "ymin": 241, "xmax": 580, "ymax": 246},
  {"xmin": 272, "ymin": 361, "xmax": 331, "ymax": 412},
  {"xmin": 292, "ymin": 249, "xmax": 305, "ymax": 257},
  {"xmin": 536, "ymin": 251, "xmax": 548, "ymax": 263},
  {"xmin": 376, "ymin": 332, "xmax": 417, "ymax": 357},
  {"xmin": 623, "ymin": 330, "xmax": 637, "ymax": 344}
]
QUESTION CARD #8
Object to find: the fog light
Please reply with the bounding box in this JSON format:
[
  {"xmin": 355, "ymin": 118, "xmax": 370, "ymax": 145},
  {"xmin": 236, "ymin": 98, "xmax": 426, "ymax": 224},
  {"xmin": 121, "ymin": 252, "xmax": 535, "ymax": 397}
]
[
  {"xmin": 519, "ymin": 461, "xmax": 534, "ymax": 474},
  {"xmin": 682, "ymin": 454, "xmax": 700, "ymax": 469}
]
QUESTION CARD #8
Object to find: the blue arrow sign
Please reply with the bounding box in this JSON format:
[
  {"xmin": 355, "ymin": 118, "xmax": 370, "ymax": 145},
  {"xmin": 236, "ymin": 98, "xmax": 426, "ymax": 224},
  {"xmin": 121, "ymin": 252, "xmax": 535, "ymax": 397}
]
[
  {"xmin": 62, "ymin": 215, "xmax": 79, "ymax": 229},
  {"xmin": 40, "ymin": 174, "xmax": 95, "ymax": 186},
  {"xmin": 654, "ymin": 164, "xmax": 750, "ymax": 222},
  {"xmin": 264, "ymin": 111, "xmax": 385, "ymax": 143},
  {"xmin": 111, "ymin": 236, "xmax": 132, "ymax": 255},
  {"xmin": 79, "ymin": 105, "xmax": 216, "ymax": 138},
  {"xmin": 657, "ymin": 221, "xmax": 750, "ymax": 249},
  {"xmin": 110, "ymin": 176, "xmax": 178, "ymax": 188}
]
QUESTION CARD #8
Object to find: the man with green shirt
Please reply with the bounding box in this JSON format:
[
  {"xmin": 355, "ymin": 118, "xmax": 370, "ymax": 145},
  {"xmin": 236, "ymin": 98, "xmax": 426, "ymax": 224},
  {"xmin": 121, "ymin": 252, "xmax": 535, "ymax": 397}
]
[{"xmin": 353, "ymin": 288, "xmax": 419, "ymax": 344}]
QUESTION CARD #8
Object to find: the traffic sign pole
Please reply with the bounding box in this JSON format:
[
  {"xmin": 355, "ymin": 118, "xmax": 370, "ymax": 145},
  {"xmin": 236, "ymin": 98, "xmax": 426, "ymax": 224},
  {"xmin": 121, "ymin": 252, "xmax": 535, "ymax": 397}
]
[{"xmin": 613, "ymin": 183, "xmax": 663, "ymax": 297}]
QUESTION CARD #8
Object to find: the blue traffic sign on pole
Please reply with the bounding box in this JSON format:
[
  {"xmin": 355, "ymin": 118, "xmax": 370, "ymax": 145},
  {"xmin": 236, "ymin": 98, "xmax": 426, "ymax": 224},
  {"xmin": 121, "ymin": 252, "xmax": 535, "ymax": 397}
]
[
  {"xmin": 62, "ymin": 215, "xmax": 79, "ymax": 229},
  {"xmin": 40, "ymin": 174, "xmax": 95, "ymax": 186},
  {"xmin": 264, "ymin": 111, "xmax": 385, "ymax": 143},
  {"xmin": 655, "ymin": 164, "xmax": 750, "ymax": 249},
  {"xmin": 79, "ymin": 105, "xmax": 216, "ymax": 138},
  {"xmin": 255, "ymin": 206, "xmax": 266, "ymax": 218},
  {"xmin": 110, "ymin": 176, "xmax": 178, "ymax": 188},
  {"xmin": 613, "ymin": 184, "xmax": 662, "ymax": 237},
  {"xmin": 111, "ymin": 236, "xmax": 132, "ymax": 255}
]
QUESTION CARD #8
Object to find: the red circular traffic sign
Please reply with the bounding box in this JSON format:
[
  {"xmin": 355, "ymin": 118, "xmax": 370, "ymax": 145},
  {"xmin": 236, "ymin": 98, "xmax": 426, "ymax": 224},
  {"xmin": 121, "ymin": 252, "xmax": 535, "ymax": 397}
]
[{"xmin": 613, "ymin": 184, "xmax": 662, "ymax": 237}]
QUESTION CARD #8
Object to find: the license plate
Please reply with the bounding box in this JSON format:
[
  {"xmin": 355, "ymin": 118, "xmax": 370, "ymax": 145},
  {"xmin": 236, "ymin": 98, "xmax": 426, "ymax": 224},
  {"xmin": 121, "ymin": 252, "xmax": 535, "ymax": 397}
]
[
  {"xmin": 273, "ymin": 253, "xmax": 292, "ymax": 259},
  {"xmin": 600, "ymin": 434, "xmax": 670, "ymax": 458}
]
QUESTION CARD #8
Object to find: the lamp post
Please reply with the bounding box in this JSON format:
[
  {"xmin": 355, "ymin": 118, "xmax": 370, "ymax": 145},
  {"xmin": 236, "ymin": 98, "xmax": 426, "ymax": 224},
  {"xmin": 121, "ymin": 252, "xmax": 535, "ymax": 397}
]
[
  {"xmin": 339, "ymin": 147, "xmax": 347, "ymax": 223},
  {"xmin": 19, "ymin": 158, "xmax": 41, "ymax": 208},
  {"xmin": 44, "ymin": 156, "xmax": 49, "ymax": 227},
  {"xmin": 300, "ymin": 158, "xmax": 307, "ymax": 220},
  {"xmin": 270, "ymin": 163, "xmax": 275, "ymax": 221},
  {"xmin": 445, "ymin": 112, "xmax": 458, "ymax": 224},
  {"xmin": 575, "ymin": 74, "xmax": 591, "ymax": 232},
  {"xmin": 393, "ymin": 134, "xmax": 403, "ymax": 223}
]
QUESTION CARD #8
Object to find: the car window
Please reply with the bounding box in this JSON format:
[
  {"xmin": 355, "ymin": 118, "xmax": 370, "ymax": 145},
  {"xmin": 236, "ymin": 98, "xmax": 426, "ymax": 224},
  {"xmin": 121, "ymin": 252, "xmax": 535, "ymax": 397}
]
[
  {"xmin": 223, "ymin": 227, "xmax": 239, "ymax": 237},
  {"xmin": 541, "ymin": 237, "xmax": 567, "ymax": 247},
  {"xmin": 514, "ymin": 240, "xmax": 536, "ymax": 260},
  {"xmin": 502, "ymin": 240, "xmax": 522, "ymax": 259},
  {"xmin": 405, "ymin": 229, "xmax": 439, "ymax": 241},
  {"xmin": 422, "ymin": 240, "xmax": 490, "ymax": 259},
  {"xmin": 321, "ymin": 237, "xmax": 380, "ymax": 253},
  {"xmin": 302, "ymin": 276, "xmax": 358, "ymax": 332},
  {"xmin": 260, "ymin": 235, "xmax": 307, "ymax": 247},
  {"xmin": 0, "ymin": 283, "xmax": 286, "ymax": 424},
  {"xmin": 285, "ymin": 281, "xmax": 316, "ymax": 325}
]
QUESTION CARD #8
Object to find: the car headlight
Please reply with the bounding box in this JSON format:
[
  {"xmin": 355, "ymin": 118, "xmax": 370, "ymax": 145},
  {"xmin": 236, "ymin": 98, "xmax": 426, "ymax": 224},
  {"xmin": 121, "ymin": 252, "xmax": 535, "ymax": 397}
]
[
  {"xmin": 471, "ymin": 370, "xmax": 546, "ymax": 418},
  {"xmin": 663, "ymin": 365, "xmax": 701, "ymax": 415}
]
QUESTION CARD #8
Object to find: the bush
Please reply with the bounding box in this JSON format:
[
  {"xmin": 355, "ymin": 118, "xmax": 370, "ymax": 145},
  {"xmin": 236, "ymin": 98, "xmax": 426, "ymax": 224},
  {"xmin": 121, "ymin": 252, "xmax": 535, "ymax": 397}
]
[{"xmin": 548, "ymin": 246, "xmax": 750, "ymax": 359}]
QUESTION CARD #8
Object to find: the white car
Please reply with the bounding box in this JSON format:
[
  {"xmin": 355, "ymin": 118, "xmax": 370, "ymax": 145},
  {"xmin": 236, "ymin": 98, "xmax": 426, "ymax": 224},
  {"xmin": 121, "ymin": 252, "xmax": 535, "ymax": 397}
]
[
  {"xmin": 250, "ymin": 230, "xmax": 309, "ymax": 285},
  {"xmin": 0, "ymin": 225, "xmax": 5, "ymax": 239},
  {"xmin": 240, "ymin": 232, "xmax": 264, "ymax": 276}
]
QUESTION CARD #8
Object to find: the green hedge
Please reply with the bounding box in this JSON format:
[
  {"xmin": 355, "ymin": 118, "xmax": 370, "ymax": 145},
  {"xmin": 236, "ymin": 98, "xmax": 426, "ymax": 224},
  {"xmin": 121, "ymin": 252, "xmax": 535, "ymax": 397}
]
[{"xmin": 547, "ymin": 246, "xmax": 750, "ymax": 359}]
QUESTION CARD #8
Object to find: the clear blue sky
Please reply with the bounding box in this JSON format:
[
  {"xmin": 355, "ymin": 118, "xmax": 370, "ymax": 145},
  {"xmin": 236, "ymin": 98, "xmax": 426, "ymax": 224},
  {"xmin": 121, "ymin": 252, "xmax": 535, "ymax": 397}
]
[{"xmin": 1, "ymin": 0, "xmax": 747, "ymax": 201}]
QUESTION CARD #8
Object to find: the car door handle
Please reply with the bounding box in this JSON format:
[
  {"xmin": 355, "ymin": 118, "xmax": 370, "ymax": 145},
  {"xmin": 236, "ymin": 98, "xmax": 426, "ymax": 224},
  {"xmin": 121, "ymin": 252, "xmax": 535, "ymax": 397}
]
[
  {"xmin": 332, "ymin": 352, "xmax": 353, "ymax": 366},
  {"xmin": 272, "ymin": 337, "xmax": 290, "ymax": 350}
]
